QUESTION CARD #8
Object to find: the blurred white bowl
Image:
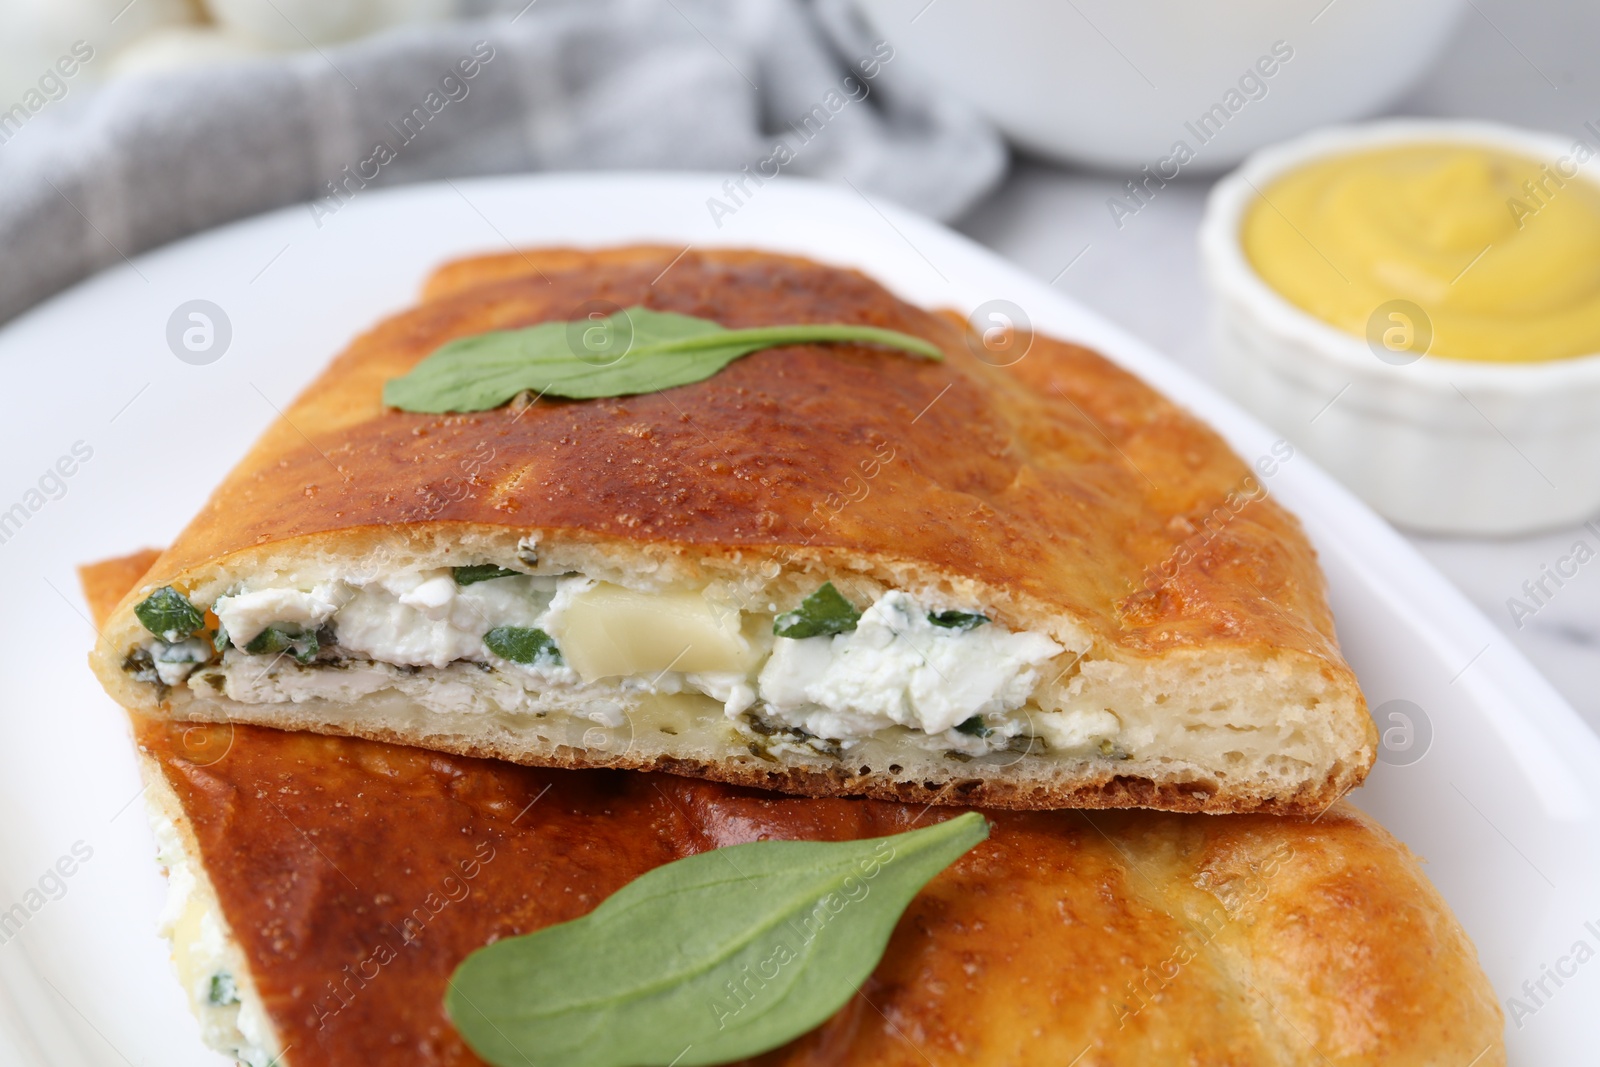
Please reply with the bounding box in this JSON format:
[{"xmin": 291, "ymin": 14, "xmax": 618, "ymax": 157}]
[
  {"xmin": 202, "ymin": 0, "xmax": 453, "ymax": 49},
  {"xmin": 108, "ymin": 26, "xmax": 286, "ymax": 78},
  {"xmin": 852, "ymin": 0, "xmax": 1465, "ymax": 171},
  {"xmin": 1201, "ymin": 119, "xmax": 1600, "ymax": 536},
  {"xmin": 0, "ymin": 0, "xmax": 196, "ymax": 102}
]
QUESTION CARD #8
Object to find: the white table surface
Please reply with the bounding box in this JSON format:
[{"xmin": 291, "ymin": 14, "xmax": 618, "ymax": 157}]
[{"xmin": 955, "ymin": 0, "xmax": 1600, "ymax": 732}]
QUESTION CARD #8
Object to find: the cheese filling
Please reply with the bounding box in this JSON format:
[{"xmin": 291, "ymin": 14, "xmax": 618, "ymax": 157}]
[
  {"xmin": 151, "ymin": 811, "xmax": 279, "ymax": 1067},
  {"xmin": 759, "ymin": 591, "xmax": 1063, "ymax": 743},
  {"xmin": 142, "ymin": 569, "xmax": 1116, "ymax": 758}
]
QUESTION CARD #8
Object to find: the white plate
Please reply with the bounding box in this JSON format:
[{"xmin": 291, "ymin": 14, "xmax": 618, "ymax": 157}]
[{"xmin": 0, "ymin": 174, "xmax": 1594, "ymax": 1065}]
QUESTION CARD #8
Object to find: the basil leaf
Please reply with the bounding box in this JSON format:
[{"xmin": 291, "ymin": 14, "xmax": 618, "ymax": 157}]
[
  {"xmin": 452, "ymin": 564, "xmax": 521, "ymax": 586},
  {"xmin": 954, "ymin": 715, "xmax": 992, "ymax": 737},
  {"xmin": 773, "ymin": 583, "xmax": 860, "ymax": 639},
  {"xmin": 133, "ymin": 586, "xmax": 205, "ymax": 642},
  {"xmin": 383, "ymin": 307, "xmax": 944, "ymax": 413},
  {"xmin": 446, "ymin": 811, "xmax": 988, "ymax": 1067},
  {"xmin": 928, "ymin": 610, "xmax": 989, "ymax": 631},
  {"xmin": 484, "ymin": 626, "xmax": 561, "ymax": 665},
  {"xmin": 210, "ymin": 622, "xmax": 230, "ymax": 654},
  {"xmin": 244, "ymin": 626, "xmax": 319, "ymax": 664}
]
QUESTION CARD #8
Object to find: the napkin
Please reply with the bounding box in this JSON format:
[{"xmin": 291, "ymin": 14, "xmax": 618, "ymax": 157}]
[{"xmin": 0, "ymin": 0, "xmax": 1005, "ymax": 324}]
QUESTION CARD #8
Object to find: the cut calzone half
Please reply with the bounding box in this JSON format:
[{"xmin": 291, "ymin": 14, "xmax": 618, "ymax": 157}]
[{"xmin": 89, "ymin": 246, "xmax": 1375, "ymax": 813}]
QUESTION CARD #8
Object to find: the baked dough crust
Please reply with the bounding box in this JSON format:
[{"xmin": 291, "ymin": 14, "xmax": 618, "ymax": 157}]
[{"xmin": 88, "ymin": 248, "xmax": 1375, "ymax": 813}]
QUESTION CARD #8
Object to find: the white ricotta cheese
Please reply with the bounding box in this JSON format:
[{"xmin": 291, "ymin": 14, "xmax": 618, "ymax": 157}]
[
  {"xmin": 756, "ymin": 591, "xmax": 1064, "ymax": 740},
  {"xmin": 213, "ymin": 585, "xmax": 342, "ymax": 646},
  {"xmin": 684, "ymin": 671, "xmax": 759, "ymax": 717},
  {"xmin": 1034, "ymin": 705, "xmax": 1122, "ymax": 752},
  {"xmin": 152, "ymin": 638, "xmax": 210, "ymax": 686},
  {"xmin": 332, "ymin": 570, "xmax": 555, "ymax": 669}
]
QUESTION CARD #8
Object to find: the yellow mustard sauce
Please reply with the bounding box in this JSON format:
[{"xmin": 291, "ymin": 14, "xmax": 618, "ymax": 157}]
[{"xmin": 1242, "ymin": 142, "xmax": 1600, "ymax": 363}]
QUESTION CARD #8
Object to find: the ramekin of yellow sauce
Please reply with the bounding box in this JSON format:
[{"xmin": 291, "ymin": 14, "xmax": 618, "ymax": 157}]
[
  {"xmin": 1242, "ymin": 142, "xmax": 1600, "ymax": 364},
  {"xmin": 1201, "ymin": 121, "xmax": 1600, "ymax": 535}
]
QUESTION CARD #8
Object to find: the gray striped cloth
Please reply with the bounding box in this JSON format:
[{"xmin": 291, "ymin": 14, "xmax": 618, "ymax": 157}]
[{"xmin": 0, "ymin": 0, "xmax": 1004, "ymax": 324}]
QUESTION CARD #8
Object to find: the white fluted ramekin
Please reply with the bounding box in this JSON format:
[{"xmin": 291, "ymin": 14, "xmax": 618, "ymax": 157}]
[{"xmin": 1201, "ymin": 119, "xmax": 1600, "ymax": 536}]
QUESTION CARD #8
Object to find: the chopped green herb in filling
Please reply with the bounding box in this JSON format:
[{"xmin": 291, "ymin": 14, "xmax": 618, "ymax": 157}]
[
  {"xmin": 742, "ymin": 710, "xmax": 844, "ymax": 760},
  {"xmin": 773, "ymin": 582, "xmax": 860, "ymax": 639},
  {"xmin": 928, "ymin": 610, "xmax": 989, "ymax": 631},
  {"xmin": 134, "ymin": 586, "xmax": 205, "ymax": 642},
  {"xmin": 484, "ymin": 626, "xmax": 562, "ymax": 665},
  {"xmin": 452, "ymin": 564, "xmax": 522, "ymax": 586},
  {"xmin": 122, "ymin": 647, "xmax": 157, "ymax": 682},
  {"xmin": 954, "ymin": 715, "xmax": 992, "ymax": 737},
  {"xmin": 244, "ymin": 626, "xmax": 320, "ymax": 664},
  {"xmin": 207, "ymin": 972, "xmax": 239, "ymax": 1006}
]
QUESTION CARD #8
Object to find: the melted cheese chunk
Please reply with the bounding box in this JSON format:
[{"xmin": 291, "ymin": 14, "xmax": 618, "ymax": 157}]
[{"xmin": 544, "ymin": 580, "xmax": 757, "ymax": 681}]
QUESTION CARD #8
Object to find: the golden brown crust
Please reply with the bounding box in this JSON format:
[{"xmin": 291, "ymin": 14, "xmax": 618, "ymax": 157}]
[
  {"xmin": 82, "ymin": 552, "xmax": 1501, "ymax": 1067},
  {"xmin": 104, "ymin": 246, "xmax": 1348, "ymax": 656},
  {"xmin": 88, "ymin": 248, "xmax": 1374, "ymax": 811},
  {"xmin": 145, "ymin": 726, "xmax": 1506, "ymax": 1067},
  {"xmin": 79, "ymin": 548, "xmax": 163, "ymax": 621}
]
